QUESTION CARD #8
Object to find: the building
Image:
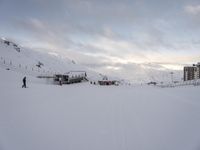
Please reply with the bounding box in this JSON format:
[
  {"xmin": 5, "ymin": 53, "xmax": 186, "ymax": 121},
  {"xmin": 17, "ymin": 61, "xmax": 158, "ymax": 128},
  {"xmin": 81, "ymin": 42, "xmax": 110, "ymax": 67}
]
[
  {"xmin": 147, "ymin": 81, "xmax": 157, "ymax": 85},
  {"xmin": 53, "ymin": 71, "xmax": 87, "ymax": 84},
  {"xmin": 98, "ymin": 80, "xmax": 118, "ymax": 86},
  {"xmin": 184, "ymin": 63, "xmax": 200, "ymax": 81}
]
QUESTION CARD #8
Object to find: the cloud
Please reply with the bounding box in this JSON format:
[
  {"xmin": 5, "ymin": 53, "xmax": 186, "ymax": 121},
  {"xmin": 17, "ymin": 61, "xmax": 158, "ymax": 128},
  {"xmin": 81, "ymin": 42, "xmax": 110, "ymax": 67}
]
[
  {"xmin": 185, "ymin": 5, "xmax": 200, "ymax": 15},
  {"xmin": 183, "ymin": 4, "xmax": 200, "ymax": 29},
  {"xmin": 12, "ymin": 16, "xmax": 200, "ymax": 76},
  {"xmin": 13, "ymin": 18, "xmax": 76, "ymax": 50}
]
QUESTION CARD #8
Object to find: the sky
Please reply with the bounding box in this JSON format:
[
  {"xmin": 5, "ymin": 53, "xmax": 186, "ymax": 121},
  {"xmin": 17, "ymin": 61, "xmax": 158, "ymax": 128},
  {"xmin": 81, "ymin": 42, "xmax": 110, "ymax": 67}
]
[{"xmin": 0, "ymin": 0, "xmax": 200, "ymax": 80}]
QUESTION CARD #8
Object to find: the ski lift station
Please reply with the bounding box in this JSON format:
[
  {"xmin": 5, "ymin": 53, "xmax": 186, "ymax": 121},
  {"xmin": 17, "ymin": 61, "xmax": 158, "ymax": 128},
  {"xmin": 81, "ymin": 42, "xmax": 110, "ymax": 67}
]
[{"xmin": 53, "ymin": 71, "xmax": 87, "ymax": 84}]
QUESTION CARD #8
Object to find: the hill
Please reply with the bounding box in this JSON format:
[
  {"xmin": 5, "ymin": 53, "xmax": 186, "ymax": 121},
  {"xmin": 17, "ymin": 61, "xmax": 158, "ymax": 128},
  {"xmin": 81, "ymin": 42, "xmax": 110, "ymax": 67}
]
[{"xmin": 0, "ymin": 38, "xmax": 104, "ymax": 82}]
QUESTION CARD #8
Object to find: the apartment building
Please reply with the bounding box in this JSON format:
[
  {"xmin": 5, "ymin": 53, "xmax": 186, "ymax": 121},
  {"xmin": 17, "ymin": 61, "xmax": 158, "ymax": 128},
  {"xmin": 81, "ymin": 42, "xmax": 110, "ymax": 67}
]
[{"xmin": 184, "ymin": 63, "xmax": 200, "ymax": 81}]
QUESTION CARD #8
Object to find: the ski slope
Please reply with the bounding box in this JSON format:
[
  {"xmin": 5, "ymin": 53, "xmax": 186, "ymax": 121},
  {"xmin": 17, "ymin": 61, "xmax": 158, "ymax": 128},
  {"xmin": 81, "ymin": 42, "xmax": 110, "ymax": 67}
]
[
  {"xmin": 0, "ymin": 38, "xmax": 102, "ymax": 80},
  {"xmin": 0, "ymin": 67, "xmax": 200, "ymax": 150}
]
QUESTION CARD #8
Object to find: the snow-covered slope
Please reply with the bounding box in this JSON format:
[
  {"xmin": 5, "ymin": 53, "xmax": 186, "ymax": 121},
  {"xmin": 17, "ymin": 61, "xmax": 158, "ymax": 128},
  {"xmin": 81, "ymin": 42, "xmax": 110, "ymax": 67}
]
[
  {"xmin": 0, "ymin": 38, "xmax": 200, "ymax": 150},
  {"xmin": 0, "ymin": 37, "xmax": 184, "ymax": 84},
  {"xmin": 106, "ymin": 62, "xmax": 183, "ymax": 84},
  {"xmin": 0, "ymin": 66, "xmax": 200, "ymax": 150},
  {"xmin": 0, "ymin": 38, "xmax": 102, "ymax": 80}
]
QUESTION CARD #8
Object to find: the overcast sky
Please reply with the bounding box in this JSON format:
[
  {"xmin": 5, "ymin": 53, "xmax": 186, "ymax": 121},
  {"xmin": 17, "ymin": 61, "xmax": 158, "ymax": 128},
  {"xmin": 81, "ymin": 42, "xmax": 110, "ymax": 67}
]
[{"xmin": 0, "ymin": 0, "xmax": 200, "ymax": 80}]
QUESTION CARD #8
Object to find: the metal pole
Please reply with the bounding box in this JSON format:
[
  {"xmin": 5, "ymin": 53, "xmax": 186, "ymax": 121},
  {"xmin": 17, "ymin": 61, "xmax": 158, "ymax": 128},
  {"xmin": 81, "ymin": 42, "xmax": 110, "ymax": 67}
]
[{"xmin": 170, "ymin": 72, "xmax": 174, "ymax": 83}]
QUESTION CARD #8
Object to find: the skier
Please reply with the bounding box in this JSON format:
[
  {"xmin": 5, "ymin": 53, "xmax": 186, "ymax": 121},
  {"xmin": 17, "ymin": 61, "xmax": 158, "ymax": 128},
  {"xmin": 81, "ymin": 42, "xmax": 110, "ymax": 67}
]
[
  {"xmin": 22, "ymin": 76, "xmax": 27, "ymax": 88},
  {"xmin": 59, "ymin": 77, "xmax": 62, "ymax": 86}
]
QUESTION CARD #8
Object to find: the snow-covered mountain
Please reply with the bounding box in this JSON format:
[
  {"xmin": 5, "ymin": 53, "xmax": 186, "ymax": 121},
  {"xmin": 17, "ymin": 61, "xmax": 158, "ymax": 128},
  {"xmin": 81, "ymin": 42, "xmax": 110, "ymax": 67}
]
[
  {"xmin": 129, "ymin": 63, "xmax": 183, "ymax": 84},
  {"xmin": 0, "ymin": 37, "xmax": 183, "ymax": 84},
  {"xmin": 99, "ymin": 62, "xmax": 183, "ymax": 84},
  {"xmin": 0, "ymin": 38, "xmax": 103, "ymax": 81}
]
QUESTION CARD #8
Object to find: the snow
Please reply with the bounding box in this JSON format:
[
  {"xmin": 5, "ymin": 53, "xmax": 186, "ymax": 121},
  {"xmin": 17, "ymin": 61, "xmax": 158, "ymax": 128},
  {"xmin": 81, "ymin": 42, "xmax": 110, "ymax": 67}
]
[
  {"xmin": 0, "ymin": 38, "xmax": 102, "ymax": 80},
  {"xmin": 1, "ymin": 39, "xmax": 200, "ymax": 150},
  {"xmin": 0, "ymin": 67, "xmax": 200, "ymax": 150}
]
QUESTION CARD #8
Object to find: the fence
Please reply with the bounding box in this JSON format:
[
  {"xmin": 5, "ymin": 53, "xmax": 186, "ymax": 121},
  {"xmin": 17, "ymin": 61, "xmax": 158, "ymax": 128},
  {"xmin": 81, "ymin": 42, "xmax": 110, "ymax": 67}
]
[{"xmin": 157, "ymin": 79, "xmax": 200, "ymax": 88}]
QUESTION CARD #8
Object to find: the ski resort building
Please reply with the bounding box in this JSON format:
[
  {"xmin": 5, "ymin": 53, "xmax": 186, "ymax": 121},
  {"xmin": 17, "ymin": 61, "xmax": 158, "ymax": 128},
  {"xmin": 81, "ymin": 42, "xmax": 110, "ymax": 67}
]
[
  {"xmin": 53, "ymin": 71, "xmax": 87, "ymax": 84},
  {"xmin": 184, "ymin": 63, "xmax": 200, "ymax": 81},
  {"xmin": 98, "ymin": 80, "xmax": 117, "ymax": 85}
]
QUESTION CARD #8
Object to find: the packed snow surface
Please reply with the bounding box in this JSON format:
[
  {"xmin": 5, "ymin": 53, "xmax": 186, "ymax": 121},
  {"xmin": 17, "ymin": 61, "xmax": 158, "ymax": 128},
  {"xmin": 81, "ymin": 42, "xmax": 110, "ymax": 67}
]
[{"xmin": 0, "ymin": 68, "xmax": 200, "ymax": 150}]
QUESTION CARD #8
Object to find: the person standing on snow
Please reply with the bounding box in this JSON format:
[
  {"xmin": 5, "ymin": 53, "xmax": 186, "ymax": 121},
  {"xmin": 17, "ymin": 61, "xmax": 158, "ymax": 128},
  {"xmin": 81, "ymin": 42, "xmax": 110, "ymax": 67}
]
[
  {"xmin": 59, "ymin": 77, "xmax": 62, "ymax": 86},
  {"xmin": 22, "ymin": 76, "xmax": 27, "ymax": 88}
]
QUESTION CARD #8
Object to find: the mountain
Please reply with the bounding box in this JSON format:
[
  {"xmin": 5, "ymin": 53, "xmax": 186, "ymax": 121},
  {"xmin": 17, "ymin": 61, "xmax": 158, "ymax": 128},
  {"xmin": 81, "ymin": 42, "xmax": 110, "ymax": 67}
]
[
  {"xmin": 0, "ymin": 37, "xmax": 183, "ymax": 84},
  {"xmin": 102, "ymin": 62, "xmax": 183, "ymax": 84},
  {"xmin": 0, "ymin": 38, "xmax": 103, "ymax": 81}
]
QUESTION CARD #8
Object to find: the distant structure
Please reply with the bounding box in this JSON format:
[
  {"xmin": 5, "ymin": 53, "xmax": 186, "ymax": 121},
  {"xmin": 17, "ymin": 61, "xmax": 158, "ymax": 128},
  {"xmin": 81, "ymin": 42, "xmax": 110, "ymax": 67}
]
[
  {"xmin": 53, "ymin": 71, "xmax": 87, "ymax": 85},
  {"xmin": 98, "ymin": 80, "xmax": 119, "ymax": 86},
  {"xmin": 147, "ymin": 81, "xmax": 157, "ymax": 85},
  {"xmin": 98, "ymin": 76, "xmax": 120, "ymax": 86},
  {"xmin": 184, "ymin": 62, "xmax": 200, "ymax": 81}
]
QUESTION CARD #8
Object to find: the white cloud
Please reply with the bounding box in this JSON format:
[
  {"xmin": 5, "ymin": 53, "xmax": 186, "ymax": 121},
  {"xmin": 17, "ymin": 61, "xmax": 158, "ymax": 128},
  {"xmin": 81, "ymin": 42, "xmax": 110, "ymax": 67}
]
[{"xmin": 185, "ymin": 5, "xmax": 200, "ymax": 15}]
